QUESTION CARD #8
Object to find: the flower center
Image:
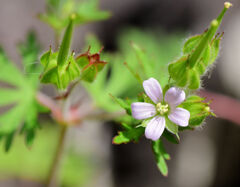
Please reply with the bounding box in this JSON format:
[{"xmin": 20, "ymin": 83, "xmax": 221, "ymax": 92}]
[{"xmin": 156, "ymin": 103, "xmax": 169, "ymax": 115}]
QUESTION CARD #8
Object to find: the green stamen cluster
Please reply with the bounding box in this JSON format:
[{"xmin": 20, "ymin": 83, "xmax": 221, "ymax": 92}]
[{"xmin": 156, "ymin": 103, "xmax": 169, "ymax": 115}]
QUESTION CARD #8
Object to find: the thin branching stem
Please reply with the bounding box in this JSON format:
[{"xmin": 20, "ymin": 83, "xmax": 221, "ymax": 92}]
[{"xmin": 46, "ymin": 125, "xmax": 68, "ymax": 187}]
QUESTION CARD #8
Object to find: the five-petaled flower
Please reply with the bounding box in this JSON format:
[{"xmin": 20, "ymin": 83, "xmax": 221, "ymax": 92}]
[{"xmin": 131, "ymin": 78, "xmax": 190, "ymax": 141}]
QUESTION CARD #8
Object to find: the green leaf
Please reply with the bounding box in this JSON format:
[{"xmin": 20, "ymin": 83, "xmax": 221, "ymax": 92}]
[
  {"xmin": 113, "ymin": 126, "xmax": 144, "ymax": 144},
  {"xmin": 20, "ymin": 100, "xmax": 40, "ymax": 147},
  {"xmin": 0, "ymin": 48, "xmax": 40, "ymax": 151},
  {"xmin": 152, "ymin": 139, "xmax": 169, "ymax": 176}
]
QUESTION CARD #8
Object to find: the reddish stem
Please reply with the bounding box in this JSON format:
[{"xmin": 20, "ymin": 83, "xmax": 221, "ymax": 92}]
[{"xmin": 36, "ymin": 92, "xmax": 63, "ymax": 123}]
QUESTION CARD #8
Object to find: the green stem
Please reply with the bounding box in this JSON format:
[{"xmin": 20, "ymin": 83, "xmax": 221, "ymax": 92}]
[{"xmin": 46, "ymin": 125, "xmax": 68, "ymax": 187}]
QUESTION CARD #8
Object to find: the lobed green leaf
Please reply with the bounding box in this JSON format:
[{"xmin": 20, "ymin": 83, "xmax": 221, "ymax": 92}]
[{"xmin": 0, "ymin": 48, "xmax": 40, "ymax": 151}]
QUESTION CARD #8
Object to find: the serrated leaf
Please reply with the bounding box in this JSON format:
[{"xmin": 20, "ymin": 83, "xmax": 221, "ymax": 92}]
[
  {"xmin": 113, "ymin": 126, "xmax": 144, "ymax": 144},
  {"xmin": 152, "ymin": 139, "xmax": 169, "ymax": 176}
]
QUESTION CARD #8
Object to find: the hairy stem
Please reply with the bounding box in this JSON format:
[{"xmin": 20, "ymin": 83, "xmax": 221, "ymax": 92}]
[{"xmin": 46, "ymin": 125, "xmax": 68, "ymax": 187}]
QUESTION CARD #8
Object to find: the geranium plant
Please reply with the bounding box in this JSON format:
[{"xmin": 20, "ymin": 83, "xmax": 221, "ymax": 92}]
[{"xmin": 0, "ymin": 0, "xmax": 234, "ymax": 186}]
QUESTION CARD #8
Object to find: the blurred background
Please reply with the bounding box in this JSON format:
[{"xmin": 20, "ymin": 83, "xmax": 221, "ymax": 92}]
[{"xmin": 0, "ymin": 0, "xmax": 240, "ymax": 187}]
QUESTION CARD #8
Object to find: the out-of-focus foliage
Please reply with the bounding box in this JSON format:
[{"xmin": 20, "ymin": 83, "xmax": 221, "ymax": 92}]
[
  {"xmin": 39, "ymin": 0, "xmax": 110, "ymax": 32},
  {"xmin": 0, "ymin": 125, "xmax": 94, "ymax": 187},
  {"xmin": 0, "ymin": 33, "xmax": 44, "ymax": 151},
  {"xmin": 18, "ymin": 31, "xmax": 42, "ymax": 78},
  {"xmin": 84, "ymin": 29, "xmax": 183, "ymax": 112}
]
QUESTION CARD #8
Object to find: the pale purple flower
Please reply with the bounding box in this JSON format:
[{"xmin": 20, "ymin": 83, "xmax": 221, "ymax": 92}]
[{"xmin": 131, "ymin": 78, "xmax": 190, "ymax": 141}]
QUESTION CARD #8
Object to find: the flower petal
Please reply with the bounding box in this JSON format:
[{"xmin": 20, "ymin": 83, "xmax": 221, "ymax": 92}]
[
  {"xmin": 143, "ymin": 78, "xmax": 163, "ymax": 104},
  {"xmin": 164, "ymin": 87, "xmax": 185, "ymax": 107},
  {"xmin": 131, "ymin": 102, "xmax": 156, "ymax": 120},
  {"xmin": 168, "ymin": 107, "xmax": 190, "ymax": 127},
  {"xmin": 145, "ymin": 116, "xmax": 165, "ymax": 141}
]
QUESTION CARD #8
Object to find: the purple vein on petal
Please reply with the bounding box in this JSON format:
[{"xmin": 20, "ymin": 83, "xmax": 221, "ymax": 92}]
[
  {"xmin": 131, "ymin": 102, "xmax": 156, "ymax": 120},
  {"xmin": 145, "ymin": 116, "xmax": 165, "ymax": 141},
  {"xmin": 143, "ymin": 78, "xmax": 163, "ymax": 104}
]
